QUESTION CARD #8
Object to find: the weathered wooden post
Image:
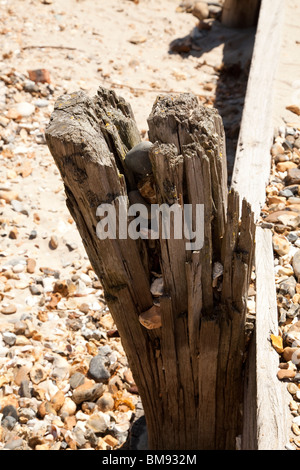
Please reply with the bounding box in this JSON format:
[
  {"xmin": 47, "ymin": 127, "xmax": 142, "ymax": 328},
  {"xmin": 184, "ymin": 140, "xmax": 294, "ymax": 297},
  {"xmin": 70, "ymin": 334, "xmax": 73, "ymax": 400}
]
[
  {"xmin": 222, "ymin": 0, "xmax": 261, "ymax": 28},
  {"xmin": 45, "ymin": 88, "xmax": 255, "ymax": 450}
]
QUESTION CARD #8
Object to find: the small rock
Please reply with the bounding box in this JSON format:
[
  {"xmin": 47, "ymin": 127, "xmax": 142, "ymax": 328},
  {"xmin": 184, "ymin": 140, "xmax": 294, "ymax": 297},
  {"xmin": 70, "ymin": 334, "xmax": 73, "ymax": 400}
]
[
  {"xmin": 14, "ymin": 320, "xmax": 27, "ymax": 335},
  {"xmin": 88, "ymin": 355, "xmax": 110, "ymax": 383},
  {"xmin": 278, "ymin": 276, "xmax": 297, "ymax": 297},
  {"xmin": 18, "ymin": 407, "xmax": 36, "ymax": 424},
  {"xmin": 150, "ymin": 277, "xmax": 164, "ymax": 297},
  {"xmin": 0, "ymin": 190, "xmax": 19, "ymax": 203},
  {"xmin": 96, "ymin": 392, "xmax": 115, "ymax": 412},
  {"xmin": 59, "ymin": 397, "xmax": 77, "ymax": 417},
  {"xmin": 284, "ymin": 321, "xmax": 300, "ymax": 347},
  {"xmin": 1, "ymin": 415, "xmax": 17, "ymax": 430},
  {"xmin": 28, "ymin": 69, "xmax": 51, "ymax": 84},
  {"xmin": 271, "ymin": 142, "xmax": 285, "ymax": 156},
  {"xmin": 13, "ymin": 263, "xmax": 25, "ymax": 274},
  {"xmin": 30, "ymin": 284, "xmax": 44, "ymax": 296},
  {"xmin": 69, "ymin": 372, "xmax": 85, "ymax": 389},
  {"xmin": 79, "ymin": 303, "xmax": 90, "ymax": 314},
  {"xmin": 73, "ymin": 427, "xmax": 87, "ymax": 448},
  {"xmin": 272, "ymin": 233, "xmax": 290, "ymax": 256},
  {"xmin": 4, "ymin": 438, "xmax": 24, "ymax": 450},
  {"xmin": 128, "ymin": 34, "xmax": 147, "ymax": 45},
  {"xmin": 37, "ymin": 401, "xmax": 57, "ymax": 418},
  {"xmin": 277, "ymin": 369, "xmax": 296, "ymax": 380},
  {"xmin": 277, "ymin": 162, "xmax": 297, "ymax": 173},
  {"xmin": 293, "ymin": 250, "xmax": 300, "ymax": 281},
  {"xmin": 86, "ymin": 412, "xmax": 110, "ymax": 434},
  {"xmin": 285, "ymin": 168, "xmax": 300, "ymax": 186},
  {"xmin": 192, "ymin": 1, "xmax": 209, "ymax": 20},
  {"xmin": 125, "ymin": 142, "xmax": 153, "ymax": 180},
  {"xmin": 2, "ymin": 405, "xmax": 18, "ymax": 421},
  {"xmin": 169, "ymin": 36, "xmax": 193, "ymax": 53},
  {"xmin": 34, "ymin": 99, "xmax": 49, "ymax": 108},
  {"xmin": 281, "ymin": 186, "xmax": 299, "ymax": 196},
  {"xmin": 27, "ymin": 258, "xmax": 36, "ymax": 274},
  {"xmin": 51, "ymin": 390, "xmax": 65, "ymax": 412},
  {"xmin": 9, "ymin": 227, "xmax": 19, "ymax": 239},
  {"xmin": 11, "ymin": 199, "xmax": 29, "ymax": 216},
  {"xmin": 1, "ymin": 303, "xmax": 17, "ymax": 315},
  {"xmin": 49, "ymin": 235, "xmax": 59, "ymax": 250},
  {"xmin": 286, "ymin": 105, "xmax": 300, "ymax": 116},
  {"xmin": 287, "ymin": 382, "xmax": 299, "ymax": 395},
  {"xmin": 51, "ymin": 355, "xmax": 70, "ymax": 381},
  {"xmin": 10, "ymin": 102, "xmax": 35, "ymax": 118},
  {"xmin": 288, "ymin": 232, "xmax": 298, "ymax": 243},
  {"xmin": 283, "ymin": 347, "xmax": 300, "ymax": 364},
  {"xmin": 19, "ymin": 379, "xmax": 32, "ymax": 398},
  {"xmin": 277, "ymin": 212, "xmax": 300, "ymax": 230},
  {"xmin": 81, "ymin": 402, "xmax": 97, "ymax": 415},
  {"xmin": 275, "ymin": 154, "xmax": 289, "ymax": 163},
  {"xmin": 2, "ymin": 331, "xmax": 16, "ymax": 346},
  {"xmin": 30, "ymin": 364, "xmax": 48, "ymax": 384},
  {"xmin": 29, "ymin": 230, "xmax": 37, "ymax": 240},
  {"xmin": 14, "ymin": 365, "xmax": 30, "ymax": 386},
  {"xmin": 72, "ymin": 382, "xmax": 105, "ymax": 405}
]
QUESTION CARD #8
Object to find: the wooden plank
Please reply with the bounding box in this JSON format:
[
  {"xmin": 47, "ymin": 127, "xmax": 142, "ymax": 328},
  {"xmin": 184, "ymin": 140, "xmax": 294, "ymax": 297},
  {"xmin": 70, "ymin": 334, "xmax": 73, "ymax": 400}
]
[
  {"xmin": 231, "ymin": 0, "xmax": 284, "ymax": 221},
  {"xmin": 250, "ymin": 228, "xmax": 291, "ymax": 450},
  {"xmin": 230, "ymin": 0, "xmax": 289, "ymax": 449}
]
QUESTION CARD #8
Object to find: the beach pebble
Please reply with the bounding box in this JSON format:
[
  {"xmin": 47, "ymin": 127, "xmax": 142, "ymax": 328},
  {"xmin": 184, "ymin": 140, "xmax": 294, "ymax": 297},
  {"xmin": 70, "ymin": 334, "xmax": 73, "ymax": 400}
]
[
  {"xmin": 72, "ymin": 383, "xmax": 106, "ymax": 405},
  {"xmin": 2, "ymin": 331, "xmax": 17, "ymax": 346},
  {"xmin": 97, "ymin": 392, "xmax": 115, "ymax": 412},
  {"xmin": 1, "ymin": 303, "xmax": 17, "ymax": 315},
  {"xmin": 12, "ymin": 102, "xmax": 35, "ymax": 118},
  {"xmin": 293, "ymin": 250, "xmax": 300, "ymax": 281},
  {"xmin": 285, "ymin": 168, "xmax": 300, "ymax": 186},
  {"xmin": 192, "ymin": 2, "xmax": 209, "ymax": 20},
  {"xmin": 271, "ymin": 142, "xmax": 285, "ymax": 156},
  {"xmin": 49, "ymin": 235, "xmax": 59, "ymax": 250},
  {"xmin": 125, "ymin": 142, "xmax": 153, "ymax": 179},
  {"xmin": 86, "ymin": 412, "xmax": 110, "ymax": 434},
  {"xmin": 88, "ymin": 355, "xmax": 110, "ymax": 383},
  {"xmin": 272, "ymin": 233, "xmax": 290, "ymax": 256}
]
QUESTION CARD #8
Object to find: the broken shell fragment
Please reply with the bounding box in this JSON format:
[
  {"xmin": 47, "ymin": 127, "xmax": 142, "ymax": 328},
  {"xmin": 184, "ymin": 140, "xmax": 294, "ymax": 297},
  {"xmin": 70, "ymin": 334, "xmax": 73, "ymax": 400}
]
[{"xmin": 139, "ymin": 305, "xmax": 162, "ymax": 330}]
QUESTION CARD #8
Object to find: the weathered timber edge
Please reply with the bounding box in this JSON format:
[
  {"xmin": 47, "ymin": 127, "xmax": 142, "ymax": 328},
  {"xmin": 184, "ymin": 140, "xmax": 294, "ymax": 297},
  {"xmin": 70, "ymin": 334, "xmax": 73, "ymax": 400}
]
[{"xmin": 230, "ymin": 0, "xmax": 290, "ymax": 450}]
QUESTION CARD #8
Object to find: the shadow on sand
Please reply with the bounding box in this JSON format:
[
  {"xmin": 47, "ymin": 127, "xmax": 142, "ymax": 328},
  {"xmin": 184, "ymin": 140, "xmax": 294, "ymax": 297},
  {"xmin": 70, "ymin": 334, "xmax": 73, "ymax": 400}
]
[{"xmin": 169, "ymin": 18, "xmax": 257, "ymax": 183}]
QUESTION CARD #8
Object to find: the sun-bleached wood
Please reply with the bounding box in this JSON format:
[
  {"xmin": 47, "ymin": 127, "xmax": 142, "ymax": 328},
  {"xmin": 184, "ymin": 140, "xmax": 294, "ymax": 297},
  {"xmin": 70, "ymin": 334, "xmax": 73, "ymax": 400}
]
[
  {"xmin": 231, "ymin": 0, "xmax": 283, "ymax": 221},
  {"xmin": 230, "ymin": 0, "xmax": 288, "ymax": 450}
]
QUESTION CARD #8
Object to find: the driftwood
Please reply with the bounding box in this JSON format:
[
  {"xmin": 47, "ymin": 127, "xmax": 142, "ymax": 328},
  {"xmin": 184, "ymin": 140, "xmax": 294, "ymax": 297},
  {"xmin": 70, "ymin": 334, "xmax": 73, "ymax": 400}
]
[{"xmin": 45, "ymin": 88, "xmax": 255, "ymax": 450}]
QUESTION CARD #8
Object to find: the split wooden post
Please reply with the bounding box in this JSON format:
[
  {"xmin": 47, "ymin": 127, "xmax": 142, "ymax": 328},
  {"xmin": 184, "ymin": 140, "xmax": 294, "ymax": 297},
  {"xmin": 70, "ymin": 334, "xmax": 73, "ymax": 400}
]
[
  {"xmin": 45, "ymin": 88, "xmax": 255, "ymax": 450},
  {"xmin": 222, "ymin": 0, "xmax": 261, "ymax": 28}
]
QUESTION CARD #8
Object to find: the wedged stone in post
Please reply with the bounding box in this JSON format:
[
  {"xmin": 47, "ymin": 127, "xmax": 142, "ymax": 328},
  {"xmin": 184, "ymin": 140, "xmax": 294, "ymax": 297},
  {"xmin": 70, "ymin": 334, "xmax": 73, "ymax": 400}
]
[{"xmin": 125, "ymin": 141, "xmax": 153, "ymax": 180}]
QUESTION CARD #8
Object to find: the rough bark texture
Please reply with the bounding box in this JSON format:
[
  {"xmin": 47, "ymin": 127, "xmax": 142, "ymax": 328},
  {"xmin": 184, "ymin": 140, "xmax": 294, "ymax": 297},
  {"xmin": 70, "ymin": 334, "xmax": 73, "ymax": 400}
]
[{"xmin": 45, "ymin": 87, "xmax": 255, "ymax": 450}]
